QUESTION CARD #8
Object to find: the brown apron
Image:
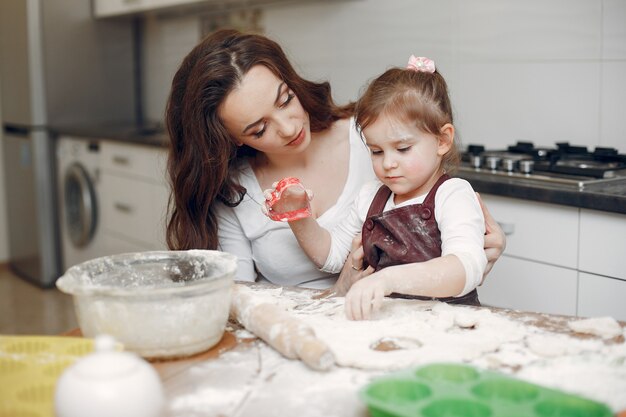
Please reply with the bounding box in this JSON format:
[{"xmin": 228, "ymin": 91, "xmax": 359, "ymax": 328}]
[{"xmin": 361, "ymin": 174, "xmax": 480, "ymax": 306}]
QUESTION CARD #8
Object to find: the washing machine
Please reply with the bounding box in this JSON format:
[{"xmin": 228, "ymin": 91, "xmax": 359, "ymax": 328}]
[{"xmin": 57, "ymin": 136, "xmax": 105, "ymax": 271}]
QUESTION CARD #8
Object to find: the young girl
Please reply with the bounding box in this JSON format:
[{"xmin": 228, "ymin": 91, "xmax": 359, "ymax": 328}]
[{"xmin": 264, "ymin": 56, "xmax": 487, "ymax": 320}]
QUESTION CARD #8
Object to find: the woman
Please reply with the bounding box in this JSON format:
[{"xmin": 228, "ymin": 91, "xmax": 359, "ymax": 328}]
[{"xmin": 165, "ymin": 29, "xmax": 505, "ymax": 290}]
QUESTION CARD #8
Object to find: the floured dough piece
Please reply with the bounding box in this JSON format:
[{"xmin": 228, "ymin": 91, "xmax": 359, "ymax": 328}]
[
  {"xmin": 264, "ymin": 177, "xmax": 312, "ymax": 222},
  {"xmin": 454, "ymin": 312, "xmax": 479, "ymax": 328},
  {"xmin": 568, "ymin": 316, "xmax": 623, "ymax": 339}
]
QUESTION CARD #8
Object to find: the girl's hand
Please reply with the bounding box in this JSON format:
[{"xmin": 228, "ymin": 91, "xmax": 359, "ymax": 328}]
[
  {"xmin": 344, "ymin": 268, "xmax": 385, "ymax": 320},
  {"xmin": 476, "ymin": 193, "xmax": 506, "ymax": 283},
  {"xmin": 261, "ymin": 177, "xmax": 313, "ymax": 221}
]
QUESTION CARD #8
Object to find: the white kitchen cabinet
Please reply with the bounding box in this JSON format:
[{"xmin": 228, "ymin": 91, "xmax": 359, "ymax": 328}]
[
  {"xmin": 478, "ymin": 194, "xmax": 579, "ymax": 316},
  {"xmin": 93, "ymin": 0, "xmax": 207, "ymax": 18},
  {"xmin": 578, "ymin": 209, "xmax": 626, "ymax": 281},
  {"xmin": 100, "ymin": 139, "xmax": 167, "ymax": 181},
  {"xmin": 578, "ymin": 272, "xmax": 626, "ymax": 321},
  {"xmin": 480, "ymin": 194, "xmax": 626, "ymax": 319},
  {"xmin": 479, "ymin": 256, "xmax": 578, "ymax": 316},
  {"xmin": 100, "ymin": 233, "xmax": 153, "ymax": 255},
  {"xmin": 99, "ymin": 141, "xmax": 169, "ymax": 251},
  {"xmin": 479, "ymin": 195, "xmax": 579, "ymax": 269}
]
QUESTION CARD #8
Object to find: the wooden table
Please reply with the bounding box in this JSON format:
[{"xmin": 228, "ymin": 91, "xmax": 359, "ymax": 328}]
[{"xmin": 65, "ymin": 284, "xmax": 626, "ymax": 417}]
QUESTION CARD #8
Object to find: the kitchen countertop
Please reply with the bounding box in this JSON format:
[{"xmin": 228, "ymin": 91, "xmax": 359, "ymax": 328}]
[
  {"xmin": 50, "ymin": 123, "xmax": 169, "ymax": 147},
  {"xmin": 63, "ymin": 283, "xmax": 626, "ymax": 417},
  {"xmin": 456, "ymin": 169, "xmax": 626, "ymax": 215}
]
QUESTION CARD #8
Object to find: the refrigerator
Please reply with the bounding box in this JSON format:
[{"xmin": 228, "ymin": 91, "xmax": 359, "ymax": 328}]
[{"xmin": 0, "ymin": 0, "xmax": 136, "ymax": 287}]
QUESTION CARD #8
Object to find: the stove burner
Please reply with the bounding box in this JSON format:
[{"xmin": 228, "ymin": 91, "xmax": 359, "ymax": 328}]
[{"xmin": 460, "ymin": 141, "xmax": 626, "ymax": 189}]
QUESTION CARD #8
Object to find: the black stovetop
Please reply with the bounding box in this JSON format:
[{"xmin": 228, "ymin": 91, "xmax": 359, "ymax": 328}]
[{"xmin": 464, "ymin": 141, "xmax": 626, "ymax": 178}]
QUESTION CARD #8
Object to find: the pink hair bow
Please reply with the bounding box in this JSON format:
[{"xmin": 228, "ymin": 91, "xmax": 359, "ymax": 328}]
[{"xmin": 407, "ymin": 55, "xmax": 436, "ymax": 73}]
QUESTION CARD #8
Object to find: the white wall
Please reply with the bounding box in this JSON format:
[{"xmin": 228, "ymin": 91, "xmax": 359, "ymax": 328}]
[
  {"xmin": 143, "ymin": 0, "xmax": 626, "ymax": 153},
  {"xmin": 142, "ymin": 14, "xmax": 201, "ymax": 123},
  {"xmin": 262, "ymin": 0, "xmax": 626, "ymax": 152}
]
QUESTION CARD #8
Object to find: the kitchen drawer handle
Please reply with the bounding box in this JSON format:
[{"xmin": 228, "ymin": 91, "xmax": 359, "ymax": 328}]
[
  {"xmin": 498, "ymin": 222, "xmax": 515, "ymax": 236},
  {"xmin": 114, "ymin": 202, "xmax": 133, "ymax": 213},
  {"xmin": 112, "ymin": 155, "xmax": 130, "ymax": 166}
]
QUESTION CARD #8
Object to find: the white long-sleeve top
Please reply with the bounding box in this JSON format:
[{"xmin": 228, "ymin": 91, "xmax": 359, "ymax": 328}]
[
  {"xmin": 321, "ymin": 178, "xmax": 487, "ymax": 297},
  {"xmin": 216, "ymin": 118, "xmax": 377, "ymax": 289}
]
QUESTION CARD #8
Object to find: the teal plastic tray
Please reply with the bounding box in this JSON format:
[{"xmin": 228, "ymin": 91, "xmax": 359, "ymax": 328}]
[{"xmin": 360, "ymin": 363, "xmax": 613, "ymax": 417}]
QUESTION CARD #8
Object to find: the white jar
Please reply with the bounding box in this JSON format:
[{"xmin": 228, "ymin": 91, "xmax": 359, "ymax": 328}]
[{"xmin": 55, "ymin": 335, "xmax": 164, "ymax": 417}]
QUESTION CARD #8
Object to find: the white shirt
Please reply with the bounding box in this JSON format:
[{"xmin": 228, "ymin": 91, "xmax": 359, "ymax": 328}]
[
  {"xmin": 216, "ymin": 118, "xmax": 376, "ymax": 288},
  {"xmin": 321, "ymin": 178, "xmax": 487, "ymax": 296}
]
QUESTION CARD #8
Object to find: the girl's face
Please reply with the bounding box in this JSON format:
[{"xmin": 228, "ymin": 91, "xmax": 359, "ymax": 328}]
[
  {"xmin": 219, "ymin": 65, "xmax": 310, "ymax": 156},
  {"xmin": 363, "ymin": 116, "xmax": 453, "ymax": 205}
]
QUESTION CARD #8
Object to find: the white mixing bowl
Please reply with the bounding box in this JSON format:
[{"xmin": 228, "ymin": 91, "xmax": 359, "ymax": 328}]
[{"xmin": 56, "ymin": 250, "xmax": 236, "ymax": 359}]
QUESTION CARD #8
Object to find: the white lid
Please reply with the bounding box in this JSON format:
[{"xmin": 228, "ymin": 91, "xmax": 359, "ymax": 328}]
[
  {"xmin": 55, "ymin": 334, "xmax": 165, "ymax": 417},
  {"xmin": 71, "ymin": 335, "xmax": 142, "ymax": 379}
]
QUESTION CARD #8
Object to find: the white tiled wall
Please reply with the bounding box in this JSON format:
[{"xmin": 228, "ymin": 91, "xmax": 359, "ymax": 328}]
[
  {"xmin": 143, "ymin": 0, "xmax": 626, "ymax": 152},
  {"xmin": 142, "ymin": 14, "xmax": 201, "ymax": 122},
  {"xmin": 603, "ymin": 0, "xmax": 626, "ymax": 59},
  {"xmin": 600, "ymin": 62, "xmax": 626, "ymax": 150},
  {"xmin": 456, "ymin": 0, "xmax": 601, "ymax": 61},
  {"xmin": 456, "ymin": 62, "xmax": 601, "ymax": 148}
]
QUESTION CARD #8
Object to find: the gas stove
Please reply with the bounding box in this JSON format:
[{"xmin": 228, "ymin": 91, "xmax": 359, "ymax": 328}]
[{"xmin": 458, "ymin": 142, "xmax": 626, "ymax": 190}]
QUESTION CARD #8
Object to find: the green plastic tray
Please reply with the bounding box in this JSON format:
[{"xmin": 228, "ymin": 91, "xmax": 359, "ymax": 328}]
[{"xmin": 360, "ymin": 363, "xmax": 613, "ymax": 417}]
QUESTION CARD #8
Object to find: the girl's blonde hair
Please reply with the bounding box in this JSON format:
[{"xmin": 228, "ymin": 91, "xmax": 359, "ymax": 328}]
[{"xmin": 355, "ymin": 67, "xmax": 461, "ymax": 174}]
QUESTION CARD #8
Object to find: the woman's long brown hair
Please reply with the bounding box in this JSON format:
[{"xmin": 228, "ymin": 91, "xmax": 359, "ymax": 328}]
[{"xmin": 165, "ymin": 29, "xmax": 353, "ymax": 250}]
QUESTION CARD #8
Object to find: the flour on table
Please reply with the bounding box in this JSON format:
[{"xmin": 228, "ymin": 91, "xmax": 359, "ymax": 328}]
[
  {"xmin": 233, "ymin": 328, "xmax": 256, "ymax": 340},
  {"xmin": 296, "ymin": 300, "xmax": 528, "ymax": 370},
  {"xmin": 167, "ymin": 345, "xmax": 261, "ymax": 416},
  {"xmin": 252, "ymin": 289, "xmax": 530, "ymax": 370},
  {"xmin": 517, "ymin": 353, "xmax": 626, "ymax": 412},
  {"xmin": 525, "ymin": 333, "xmax": 604, "ymax": 357},
  {"xmin": 237, "ymin": 344, "xmax": 372, "ymax": 417},
  {"xmin": 238, "ymin": 286, "xmax": 626, "ymax": 412},
  {"xmin": 167, "ymin": 341, "xmax": 374, "ymax": 417},
  {"xmin": 568, "ymin": 316, "xmax": 623, "ymax": 339}
]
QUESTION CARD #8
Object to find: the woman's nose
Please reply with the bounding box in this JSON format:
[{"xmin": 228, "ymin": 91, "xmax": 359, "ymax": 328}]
[{"xmin": 275, "ymin": 114, "xmax": 297, "ymax": 138}]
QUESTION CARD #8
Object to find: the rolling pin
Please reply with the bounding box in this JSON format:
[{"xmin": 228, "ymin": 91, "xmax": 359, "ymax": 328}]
[{"xmin": 230, "ymin": 284, "xmax": 335, "ymax": 371}]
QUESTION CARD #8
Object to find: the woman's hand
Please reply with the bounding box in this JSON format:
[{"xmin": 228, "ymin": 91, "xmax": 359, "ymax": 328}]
[
  {"xmin": 331, "ymin": 234, "xmax": 368, "ymax": 296},
  {"xmin": 314, "ymin": 233, "xmax": 367, "ymax": 299},
  {"xmin": 476, "ymin": 193, "xmax": 506, "ymax": 283},
  {"xmin": 344, "ymin": 268, "xmax": 385, "ymax": 320},
  {"xmin": 332, "ymin": 233, "xmax": 388, "ymax": 321}
]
